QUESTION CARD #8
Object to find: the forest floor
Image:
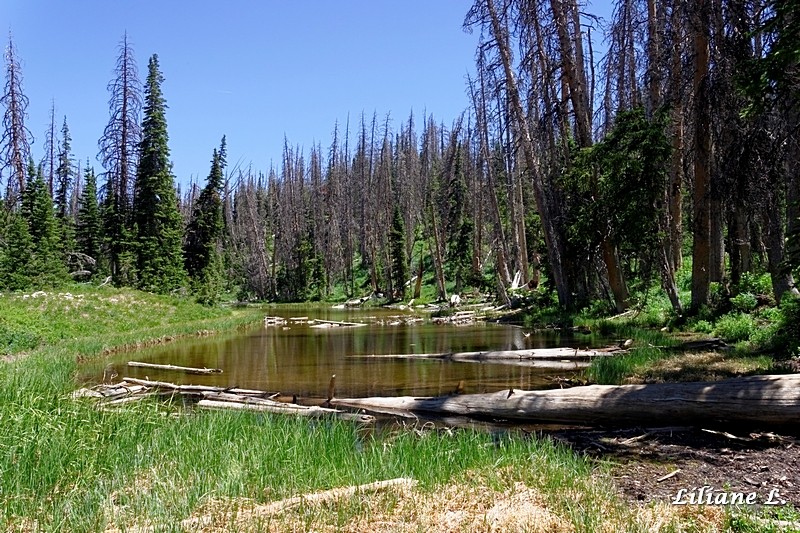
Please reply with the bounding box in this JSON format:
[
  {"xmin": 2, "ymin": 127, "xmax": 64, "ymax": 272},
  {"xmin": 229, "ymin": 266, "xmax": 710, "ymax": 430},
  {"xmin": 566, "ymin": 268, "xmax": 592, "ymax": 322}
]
[{"xmin": 548, "ymin": 426, "xmax": 800, "ymax": 509}]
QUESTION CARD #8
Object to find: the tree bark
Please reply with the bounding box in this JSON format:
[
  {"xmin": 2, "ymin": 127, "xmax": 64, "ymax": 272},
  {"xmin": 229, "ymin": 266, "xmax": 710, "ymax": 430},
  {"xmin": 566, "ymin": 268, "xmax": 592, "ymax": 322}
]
[
  {"xmin": 332, "ymin": 374, "xmax": 800, "ymax": 429},
  {"xmin": 691, "ymin": 0, "xmax": 712, "ymax": 313}
]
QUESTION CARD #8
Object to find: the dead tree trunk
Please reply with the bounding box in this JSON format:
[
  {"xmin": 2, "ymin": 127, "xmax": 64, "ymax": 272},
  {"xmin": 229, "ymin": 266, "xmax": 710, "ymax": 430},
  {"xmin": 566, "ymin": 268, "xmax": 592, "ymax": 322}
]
[{"xmin": 332, "ymin": 374, "xmax": 800, "ymax": 429}]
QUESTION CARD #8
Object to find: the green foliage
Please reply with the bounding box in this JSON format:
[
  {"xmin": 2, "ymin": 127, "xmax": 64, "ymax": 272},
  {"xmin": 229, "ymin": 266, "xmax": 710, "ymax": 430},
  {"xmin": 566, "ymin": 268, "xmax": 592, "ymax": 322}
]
[
  {"xmin": 75, "ymin": 166, "xmax": 102, "ymax": 270},
  {"xmin": 184, "ymin": 140, "xmax": 226, "ymax": 304},
  {"xmin": 730, "ymin": 292, "xmax": 758, "ymax": 312},
  {"xmin": 0, "ymin": 214, "xmax": 34, "ymax": 290},
  {"xmin": 54, "ymin": 115, "xmax": 73, "ymax": 220},
  {"xmin": 560, "ymin": 108, "xmax": 670, "ymax": 287},
  {"xmin": 713, "ymin": 312, "xmax": 757, "ymax": 343},
  {"xmin": 132, "ymin": 54, "xmax": 186, "ymax": 294},
  {"xmin": 389, "ymin": 205, "xmax": 408, "ymax": 301},
  {"xmin": 18, "ymin": 161, "xmax": 68, "ymax": 287},
  {"xmin": 774, "ymin": 296, "xmax": 800, "ymax": 356}
]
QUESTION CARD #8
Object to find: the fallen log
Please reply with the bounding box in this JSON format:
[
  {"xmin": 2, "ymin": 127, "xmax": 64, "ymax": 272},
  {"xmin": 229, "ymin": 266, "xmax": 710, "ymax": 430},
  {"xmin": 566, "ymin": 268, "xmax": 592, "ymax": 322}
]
[
  {"xmin": 127, "ymin": 361, "xmax": 223, "ymax": 374},
  {"xmin": 197, "ymin": 398, "xmax": 375, "ymax": 423},
  {"xmin": 349, "ymin": 347, "xmax": 618, "ymax": 361},
  {"xmin": 331, "ymin": 374, "xmax": 800, "ymax": 429}
]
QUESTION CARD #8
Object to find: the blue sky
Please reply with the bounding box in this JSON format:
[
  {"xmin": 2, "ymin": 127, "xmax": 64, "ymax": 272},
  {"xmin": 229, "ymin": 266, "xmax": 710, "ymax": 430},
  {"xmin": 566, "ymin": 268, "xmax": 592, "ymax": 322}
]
[
  {"xmin": 2, "ymin": 1, "xmax": 482, "ymax": 185},
  {"xmin": 3, "ymin": 1, "xmax": 612, "ymax": 187}
]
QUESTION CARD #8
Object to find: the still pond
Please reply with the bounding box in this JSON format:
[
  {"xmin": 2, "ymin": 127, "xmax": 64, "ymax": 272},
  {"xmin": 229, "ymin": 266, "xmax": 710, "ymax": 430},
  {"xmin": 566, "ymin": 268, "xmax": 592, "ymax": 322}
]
[{"xmin": 88, "ymin": 306, "xmax": 602, "ymax": 399}]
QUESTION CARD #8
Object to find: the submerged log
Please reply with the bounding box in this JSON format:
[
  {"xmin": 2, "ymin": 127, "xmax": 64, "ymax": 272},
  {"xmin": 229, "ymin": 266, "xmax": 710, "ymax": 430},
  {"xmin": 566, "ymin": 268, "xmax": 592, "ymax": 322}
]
[
  {"xmin": 127, "ymin": 361, "xmax": 223, "ymax": 374},
  {"xmin": 349, "ymin": 347, "xmax": 618, "ymax": 362},
  {"xmin": 331, "ymin": 374, "xmax": 800, "ymax": 429},
  {"xmin": 309, "ymin": 318, "xmax": 367, "ymax": 328}
]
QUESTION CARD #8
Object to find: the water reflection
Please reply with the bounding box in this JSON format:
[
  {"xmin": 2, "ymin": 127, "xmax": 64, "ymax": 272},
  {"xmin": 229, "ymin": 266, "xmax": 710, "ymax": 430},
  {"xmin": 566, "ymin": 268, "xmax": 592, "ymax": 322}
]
[{"xmin": 87, "ymin": 307, "xmax": 597, "ymax": 398}]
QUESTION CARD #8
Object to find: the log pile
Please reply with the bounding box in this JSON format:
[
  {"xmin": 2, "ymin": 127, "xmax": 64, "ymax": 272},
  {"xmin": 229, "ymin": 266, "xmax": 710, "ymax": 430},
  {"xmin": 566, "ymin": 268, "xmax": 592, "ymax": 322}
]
[{"xmin": 72, "ymin": 375, "xmax": 374, "ymax": 423}]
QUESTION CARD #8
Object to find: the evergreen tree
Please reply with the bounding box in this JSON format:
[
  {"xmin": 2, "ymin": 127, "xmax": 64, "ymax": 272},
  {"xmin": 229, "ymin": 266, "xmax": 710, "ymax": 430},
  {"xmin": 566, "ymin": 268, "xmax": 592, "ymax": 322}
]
[
  {"xmin": 21, "ymin": 159, "xmax": 66, "ymax": 285},
  {"xmin": 54, "ymin": 115, "xmax": 76, "ymax": 262},
  {"xmin": 389, "ymin": 205, "xmax": 408, "ymax": 301},
  {"xmin": 184, "ymin": 139, "xmax": 225, "ymax": 303},
  {"xmin": 76, "ymin": 165, "xmax": 102, "ymax": 270},
  {"xmin": 132, "ymin": 54, "xmax": 185, "ymax": 293},
  {"xmin": 54, "ymin": 116, "xmax": 73, "ymax": 219},
  {"xmin": 0, "ymin": 212, "xmax": 33, "ymax": 290}
]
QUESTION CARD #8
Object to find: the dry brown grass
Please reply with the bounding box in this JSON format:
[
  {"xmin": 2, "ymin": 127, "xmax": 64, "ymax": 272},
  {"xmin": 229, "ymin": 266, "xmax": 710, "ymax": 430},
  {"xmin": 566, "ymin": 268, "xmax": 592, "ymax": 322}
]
[
  {"xmin": 155, "ymin": 476, "xmax": 727, "ymax": 533},
  {"xmin": 626, "ymin": 351, "xmax": 771, "ymax": 384}
]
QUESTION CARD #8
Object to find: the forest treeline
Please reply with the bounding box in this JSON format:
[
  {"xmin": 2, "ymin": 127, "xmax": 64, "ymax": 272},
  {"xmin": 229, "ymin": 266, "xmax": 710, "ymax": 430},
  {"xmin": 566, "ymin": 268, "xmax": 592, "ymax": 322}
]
[{"xmin": 0, "ymin": 0, "xmax": 798, "ymax": 315}]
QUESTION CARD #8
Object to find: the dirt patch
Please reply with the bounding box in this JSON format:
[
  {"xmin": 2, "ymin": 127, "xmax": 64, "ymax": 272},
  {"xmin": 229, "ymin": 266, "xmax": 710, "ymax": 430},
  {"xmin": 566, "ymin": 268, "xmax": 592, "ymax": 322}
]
[{"xmin": 545, "ymin": 426, "xmax": 800, "ymax": 509}]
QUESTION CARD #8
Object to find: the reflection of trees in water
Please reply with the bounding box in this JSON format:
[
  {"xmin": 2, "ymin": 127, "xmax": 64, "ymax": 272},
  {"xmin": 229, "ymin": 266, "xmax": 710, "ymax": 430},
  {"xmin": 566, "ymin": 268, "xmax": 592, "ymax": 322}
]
[{"xmin": 108, "ymin": 319, "xmax": 586, "ymax": 398}]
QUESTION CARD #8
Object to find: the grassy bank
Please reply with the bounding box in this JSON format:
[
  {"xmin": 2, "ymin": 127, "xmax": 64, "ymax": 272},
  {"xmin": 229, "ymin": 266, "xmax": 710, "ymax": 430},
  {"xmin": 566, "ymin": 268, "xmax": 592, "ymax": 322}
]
[{"xmin": 0, "ymin": 285, "xmax": 762, "ymax": 531}]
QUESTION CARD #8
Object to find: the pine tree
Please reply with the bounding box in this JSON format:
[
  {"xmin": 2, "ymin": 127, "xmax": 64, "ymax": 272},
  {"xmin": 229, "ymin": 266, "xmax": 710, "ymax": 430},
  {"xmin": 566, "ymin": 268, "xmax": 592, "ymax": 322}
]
[
  {"xmin": 21, "ymin": 159, "xmax": 66, "ymax": 285},
  {"xmin": 132, "ymin": 54, "xmax": 185, "ymax": 293},
  {"xmin": 76, "ymin": 165, "xmax": 102, "ymax": 271},
  {"xmin": 0, "ymin": 212, "xmax": 33, "ymax": 290},
  {"xmin": 54, "ymin": 116, "xmax": 73, "ymax": 219},
  {"xmin": 389, "ymin": 205, "xmax": 408, "ymax": 301},
  {"xmin": 184, "ymin": 139, "xmax": 225, "ymax": 303}
]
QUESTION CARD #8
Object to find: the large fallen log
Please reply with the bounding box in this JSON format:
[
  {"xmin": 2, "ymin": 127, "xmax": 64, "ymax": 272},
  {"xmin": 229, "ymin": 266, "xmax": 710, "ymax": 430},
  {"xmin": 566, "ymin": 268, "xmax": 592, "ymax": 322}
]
[{"xmin": 331, "ymin": 374, "xmax": 800, "ymax": 429}]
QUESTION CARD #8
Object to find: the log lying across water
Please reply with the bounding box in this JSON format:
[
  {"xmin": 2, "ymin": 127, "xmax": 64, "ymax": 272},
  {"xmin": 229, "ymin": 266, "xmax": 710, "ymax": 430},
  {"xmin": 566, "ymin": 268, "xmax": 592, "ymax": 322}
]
[
  {"xmin": 349, "ymin": 347, "xmax": 620, "ymax": 362},
  {"xmin": 331, "ymin": 374, "xmax": 800, "ymax": 429}
]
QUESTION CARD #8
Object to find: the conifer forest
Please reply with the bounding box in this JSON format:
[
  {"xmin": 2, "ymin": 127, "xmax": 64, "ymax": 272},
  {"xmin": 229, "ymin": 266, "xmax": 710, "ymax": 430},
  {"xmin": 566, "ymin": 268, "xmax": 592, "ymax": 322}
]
[{"xmin": 1, "ymin": 0, "xmax": 799, "ymax": 316}]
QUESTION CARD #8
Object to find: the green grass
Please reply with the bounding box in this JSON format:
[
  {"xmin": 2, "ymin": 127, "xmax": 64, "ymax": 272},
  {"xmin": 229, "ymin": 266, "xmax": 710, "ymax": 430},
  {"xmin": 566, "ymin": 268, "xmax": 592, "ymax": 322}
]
[
  {"xmin": 0, "ymin": 283, "xmax": 630, "ymax": 531},
  {"xmin": 0, "ymin": 282, "xmax": 785, "ymax": 531}
]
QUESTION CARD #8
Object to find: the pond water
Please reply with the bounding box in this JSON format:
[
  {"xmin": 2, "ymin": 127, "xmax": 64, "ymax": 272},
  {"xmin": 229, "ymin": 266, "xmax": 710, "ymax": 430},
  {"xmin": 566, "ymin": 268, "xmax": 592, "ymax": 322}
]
[{"xmin": 89, "ymin": 306, "xmax": 602, "ymax": 399}]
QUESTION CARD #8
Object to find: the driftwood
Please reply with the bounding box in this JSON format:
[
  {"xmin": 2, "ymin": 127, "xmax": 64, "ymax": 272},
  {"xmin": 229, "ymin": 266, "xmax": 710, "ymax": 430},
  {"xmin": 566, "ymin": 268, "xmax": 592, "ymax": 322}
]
[
  {"xmin": 197, "ymin": 394, "xmax": 374, "ymax": 423},
  {"xmin": 127, "ymin": 361, "xmax": 223, "ymax": 375},
  {"xmin": 331, "ymin": 374, "xmax": 800, "ymax": 429},
  {"xmin": 76, "ymin": 378, "xmax": 373, "ymax": 423},
  {"xmin": 122, "ymin": 377, "xmax": 273, "ymax": 397},
  {"xmin": 180, "ymin": 478, "xmax": 418, "ymax": 530}
]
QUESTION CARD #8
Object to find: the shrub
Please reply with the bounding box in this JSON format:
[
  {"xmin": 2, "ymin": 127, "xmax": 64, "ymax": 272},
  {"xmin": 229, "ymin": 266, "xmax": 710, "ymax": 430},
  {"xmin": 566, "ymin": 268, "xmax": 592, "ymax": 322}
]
[
  {"xmin": 774, "ymin": 296, "xmax": 800, "ymax": 356},
  {"xmin": 713, "ymin": 313, "xmax": 757, "ymax": 343},
  {"xmin": 730, "ymin": 292, "xmax": 758, "ymax": 312}
]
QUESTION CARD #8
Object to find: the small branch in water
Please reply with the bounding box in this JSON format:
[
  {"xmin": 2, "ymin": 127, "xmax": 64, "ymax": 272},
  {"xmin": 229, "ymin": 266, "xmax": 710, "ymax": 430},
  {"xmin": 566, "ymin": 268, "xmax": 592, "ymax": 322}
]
[{"xmin": 127, "ymin": 361, "xmax": 223, "ymax": 375}]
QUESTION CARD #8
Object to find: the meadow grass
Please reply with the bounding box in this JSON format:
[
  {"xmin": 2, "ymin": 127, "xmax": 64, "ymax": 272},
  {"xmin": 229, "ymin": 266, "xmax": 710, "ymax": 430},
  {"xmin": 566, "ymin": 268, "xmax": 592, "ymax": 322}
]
[{"xmin": 0, "ymin": 284, "xmax": 769, "ymax": 531}]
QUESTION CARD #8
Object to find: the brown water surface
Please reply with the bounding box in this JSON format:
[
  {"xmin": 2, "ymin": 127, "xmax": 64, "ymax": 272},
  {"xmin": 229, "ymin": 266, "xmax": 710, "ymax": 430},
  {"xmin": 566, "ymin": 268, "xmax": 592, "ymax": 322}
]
[{"xmin": 92, "ymin": 306, "xmax": 599, "ymax": 398}]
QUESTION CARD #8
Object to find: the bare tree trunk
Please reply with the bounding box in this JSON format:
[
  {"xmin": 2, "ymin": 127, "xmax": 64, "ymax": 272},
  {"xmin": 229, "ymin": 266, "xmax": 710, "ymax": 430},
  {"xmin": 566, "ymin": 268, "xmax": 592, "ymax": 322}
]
[
  {"xmin": 429, "ymin": 206, "xmax": 447, "ymax": 301},
  {"xmin": 484, "ymin": 0, "xmax": 573, "ymax": 308},
  {"xmin": 691, "ymin": 0, "xmax": 712, "ymax": 313}
]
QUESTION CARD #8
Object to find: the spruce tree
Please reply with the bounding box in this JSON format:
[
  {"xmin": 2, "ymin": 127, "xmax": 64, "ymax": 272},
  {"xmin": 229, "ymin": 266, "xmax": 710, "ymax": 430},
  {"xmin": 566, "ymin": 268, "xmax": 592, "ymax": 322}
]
[
  {"xmin": 184, "ymin": 139, "xmax": 225, "ymax": 304},
  {"xmin": 389, "ymin": 205, "xmax": 408, "ymax": 301},
  {"xmin": 132, "ymin": 54, "xmax": 185, "ymax": 293},
  {"xmin": 54, "ymin": 116, "xmax": 73, "ymax": 219},
  {"xmin": 0, "ymin": 212, "xmax": 33, "ymax": 290},
  {"xmin": 76, "ymin": 165, "xmax": 102, "ymax": 271},
  {"xmin": 21, "ymin": 159, "xmax": 66, "ymax": 285},
  {"xmin": 54, "ymin": 116, "xmax": 76, "ymax": 262}
]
